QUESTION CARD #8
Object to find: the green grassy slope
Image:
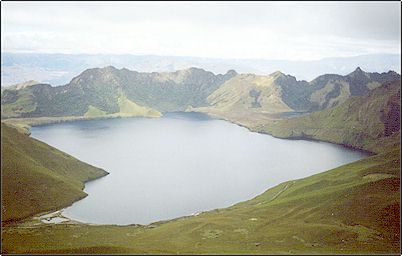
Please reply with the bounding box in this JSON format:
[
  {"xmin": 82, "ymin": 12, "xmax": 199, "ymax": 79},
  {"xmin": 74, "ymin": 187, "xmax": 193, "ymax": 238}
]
[
  {"xmin": 195, "ymin": 68, "xmax": 400, "ymax": 116},
  {"xmin": 256, "ymin": 81, "xmax": 400, "ymax": 153},
  {"xmin": 206, "ymin": 73, "xmax": 294, "ymax": 114},
  {"xmin": 84, "ymin": 105, "xmax": 107, "ymax": 117},
  {"xmin": 1, "ymin": 123, "xmax": 108, "ymax": 223},
  {"xmin": 120, "ymin": 67, "xmax": 236, "ymax": 112},
  {"xmin": 116, "ymin": 92, "xmax": 162, "ymax": 117},
  {"xmin": 2, "ymin": 147, "xmax": 399, "ymax": 254},
  {"xmin": 1, "ymin": 87, "xmax": 37, "ymax": 118},
  {"xmin": 0, "ymin": 67, "xmax": 236, "ymax": 118},
  {"xmin": 2, "ymin": 67, "xmax": 399, "ymax": 119}
]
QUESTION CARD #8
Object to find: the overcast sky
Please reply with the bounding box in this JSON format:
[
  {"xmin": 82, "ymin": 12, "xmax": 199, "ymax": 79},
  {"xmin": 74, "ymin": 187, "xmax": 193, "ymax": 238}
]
[{"xmin": 1, "ymin": 1, "xmax": 400, "ymax": 60}]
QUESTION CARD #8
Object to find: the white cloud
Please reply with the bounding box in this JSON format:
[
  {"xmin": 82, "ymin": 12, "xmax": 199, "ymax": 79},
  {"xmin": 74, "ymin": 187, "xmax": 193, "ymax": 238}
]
[{"xmin": 1, "ymin": 1, "xmax": 400, "ymax": 60}]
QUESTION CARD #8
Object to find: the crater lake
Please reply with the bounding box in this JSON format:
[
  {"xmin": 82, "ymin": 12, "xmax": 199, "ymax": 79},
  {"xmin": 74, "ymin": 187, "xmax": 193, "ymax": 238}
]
[{"xmin": 30, "ymin": 112, "xmax": 368, "ymax": 225}]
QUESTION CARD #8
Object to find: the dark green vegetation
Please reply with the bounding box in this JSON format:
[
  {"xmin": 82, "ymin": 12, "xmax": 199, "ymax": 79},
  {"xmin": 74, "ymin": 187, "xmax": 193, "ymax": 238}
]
[
  {"xmin": 1, "ymin": 66, "xmax": 400, "ymax": 254},
  {"xmin": 1, "ymin": 123, "xmax": 108, "ymax": 223},
  {"xmin": 1, "ymin": 66, "xmax": 399, "ymax": 118},
  {"xmin": 1, "ymin": 67, "xmax": 236, "ymax": 118},
  {"xmin": 204, "ymin": 80, "xmax": 400, "ymax": 154},
  {"xmin": 256, "ymin": 80, "xmax": 400, "ymax": 154}
]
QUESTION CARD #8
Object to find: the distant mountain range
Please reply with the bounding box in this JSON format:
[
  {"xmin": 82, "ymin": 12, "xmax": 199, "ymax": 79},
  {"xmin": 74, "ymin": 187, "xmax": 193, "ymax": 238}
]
[
  {"xmin": 1, "ymin": 66, "xmax": 399, "ymax": 120},
  {"xmin": 1, "ymin": 52, "xmax": 400, "ymax": 86}
]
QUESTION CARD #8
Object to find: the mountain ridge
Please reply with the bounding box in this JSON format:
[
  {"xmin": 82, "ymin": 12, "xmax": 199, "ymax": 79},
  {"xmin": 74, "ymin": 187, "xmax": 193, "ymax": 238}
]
[{"xmin": 1, "ymin": 66, "xmax": 400, "ymax": 119}]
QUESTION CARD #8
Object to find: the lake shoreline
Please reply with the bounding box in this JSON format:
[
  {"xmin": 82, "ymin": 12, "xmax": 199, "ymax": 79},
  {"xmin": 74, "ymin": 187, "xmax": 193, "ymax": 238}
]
[
  {"xmin": 27, "ymin": 113, "xmax": 369, "ymax": 225},
  {"xmin": 2, "ymin": 111, "xmax": 372, "ymax": 226},
  {"xmin": 1, "ymin": 110, "xmax": 374, "ymax": 225},
  {"xmin": 2, "ymin": 110, "xmax": 374, "ymax": 156},
  {"xmin": 3, "ymin": 114, "xmax": 399, "ymax": 254},
  {"xmin": 194, "ymin": 111, "xmax": 376, "ymax": 156}
]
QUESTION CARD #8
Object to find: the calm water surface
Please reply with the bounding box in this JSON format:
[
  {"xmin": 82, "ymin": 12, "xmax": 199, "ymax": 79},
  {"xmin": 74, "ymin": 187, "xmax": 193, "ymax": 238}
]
[{"xmin": 30, "ymin": 112, "xmax": 367, "ymax": 225}]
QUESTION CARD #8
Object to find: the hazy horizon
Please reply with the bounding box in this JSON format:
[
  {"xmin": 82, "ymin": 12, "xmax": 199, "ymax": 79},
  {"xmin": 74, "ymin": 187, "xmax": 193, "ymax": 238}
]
[
  {"xmin": 2, "ymin": 2, "xmax": 401, "ymax": 61},
  {"xmin": 1, "ymin": 51, "xmax": 400, "ymax": 62},
  {"xmin": 2, "ymin": 1, "xmax": 401, "ymax": 86},
  {"xmin": 2, "ymin": 52, "xmax": 400, "ymax": 86}
]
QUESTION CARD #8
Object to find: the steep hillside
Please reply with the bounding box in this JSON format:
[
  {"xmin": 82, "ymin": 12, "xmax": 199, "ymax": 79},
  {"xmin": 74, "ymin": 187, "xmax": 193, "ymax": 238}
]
[
  {"xmin": 1, "ymin": 84, "xmax": 39, "ymax": 118},
  {"xmin": 2, "ymin": 147, "xmax": 400, "ymax": 254},
  {"xmin": 205, "ymin": 71, "xmax": 311, "ymax": 114},
  {"xmin": 308, "ymin": 68, "xmax": 399, "ymax": 110},
  {"xmin": 0, "ymin": 80, "xmax": 40, "ymax": 93},
  {"xmin": 255, "ymin": 80, "xmax": 400, "ymax": 153},
  {"xmin": 1, "ymin": 67, "xmax": 236, "ymax": 118},
  {"xmin": 1, "ymin": 123, "xmax": 108, "ymax": 223},
  {"xmin": 1, "ymin": 67, "xmax": 399, "ymax": 119},
  {"xmin": 200, "ymin": 68, "xmax": 399, "ymax": 115},
  {"xmin": 120, "ymin": 68, "xmax": 237, "ymax": 112}
]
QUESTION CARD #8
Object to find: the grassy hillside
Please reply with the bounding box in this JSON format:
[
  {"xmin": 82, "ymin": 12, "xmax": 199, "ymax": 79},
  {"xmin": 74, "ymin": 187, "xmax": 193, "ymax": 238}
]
[
  {"xmin": 116, "ymin": 92, "xmax": 162, "ymax": 117},
  {"xmin": 0, "ymin": 80, "xmax": 40, "ymax": 93},
  {"xmin": 1, "ymin": 67, "xmax": 236, "ymax": 118},
  {"xmin": 256, "ymin": 81, "xmax": 401, "ymax": 153},
  {"xmin": 195, "ymin": 80, "xmax": 400, "ymax": 155},
  {"xmin": 206, "ymin": 72, "xmax": 296, "ymax": 114},
  {"xmin": 2, "ymin": 146, "xmax": 399, "ymax": 254},
  {"xmin": 2, "ymin": 67, "xmax": 399, "ymax": 119},
  {"xmin": 1, "ymin": 123, "xmax": 108, "ymax": 223},
  {"xmin": 197, "ymin": 68, "xmax": 400, "ymax": 115},
  {"xmin": 1, "ymin": 86, "xmax": 37, "ymax": 118},
  {"xmin": 81, "ymin": 93, "xmax": 162, "ymax": 118},
  {"xmin": 120, "ymin": 68, "xmax": 236, "ymax": 112}
]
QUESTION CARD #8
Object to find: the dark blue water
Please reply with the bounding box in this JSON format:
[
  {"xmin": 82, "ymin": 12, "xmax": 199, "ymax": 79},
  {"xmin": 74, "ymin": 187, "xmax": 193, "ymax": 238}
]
[{"xmin": 30, "ymin": 112, "xmax": 367, "ymax": 225}]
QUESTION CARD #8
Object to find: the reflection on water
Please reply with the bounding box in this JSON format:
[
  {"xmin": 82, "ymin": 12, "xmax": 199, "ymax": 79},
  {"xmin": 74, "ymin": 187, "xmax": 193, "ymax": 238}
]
[{"xmin": 31, "ymin": 112, "xmax": 368, "ymax": 225}]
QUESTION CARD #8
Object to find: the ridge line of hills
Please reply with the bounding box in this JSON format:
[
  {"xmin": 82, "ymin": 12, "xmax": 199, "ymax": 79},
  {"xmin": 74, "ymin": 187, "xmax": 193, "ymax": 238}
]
[{"xmin": 1, "ymin": 65, "xmax": 400, "ymax": 118}]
